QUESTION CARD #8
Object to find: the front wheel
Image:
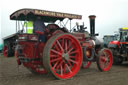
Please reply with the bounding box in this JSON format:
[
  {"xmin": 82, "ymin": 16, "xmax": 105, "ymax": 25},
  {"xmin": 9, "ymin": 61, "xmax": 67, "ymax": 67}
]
[{"xmin": 96, "ymin": 48, "xmax": 113, "ymax": 71}]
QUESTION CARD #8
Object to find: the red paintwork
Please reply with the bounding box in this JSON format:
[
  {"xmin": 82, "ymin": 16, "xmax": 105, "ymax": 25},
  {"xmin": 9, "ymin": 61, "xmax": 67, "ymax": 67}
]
[
  {"xmin": 73, "ymin": 33, "xmax": 85, "ymax": 42},
  {"xmin": 120, "ymin": 42, "xmax": 128, "ymax": 44},
  {"xmin": 109, "ymin": 40, "xmax": 120, "ymax": 48},
  {"xmin": 15, "ymin": 24, "xmax": 112, "ymax": 79},
  {"xmin": 16, "ymin": 27, "xmax": 66, "ymax": 75},
  {"xmin": 35, "ymin": 31, "xmax": 44, "ymax": 35},
  {"xmin": 16, "ymin": 41, "xmax": 47, "ymax": 74},
  {"xmin": 82, "ymin": 40, "xmax": 95, "ymax": 47},
  {"xmin": 18, "ymin": 41, "xmax": 45, "ymax": 58}
]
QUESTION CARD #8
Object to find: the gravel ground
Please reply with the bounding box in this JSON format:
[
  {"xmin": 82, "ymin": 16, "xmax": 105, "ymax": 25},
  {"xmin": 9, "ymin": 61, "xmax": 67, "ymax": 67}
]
[{"xmin": 0, "ymin": 54, "xmax": 128, "ymax": 85}]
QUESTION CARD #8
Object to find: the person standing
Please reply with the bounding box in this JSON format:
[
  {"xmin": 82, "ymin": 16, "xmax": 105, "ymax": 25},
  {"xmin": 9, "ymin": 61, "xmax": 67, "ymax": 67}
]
[{"xmin": 33, "ymin": 16, "xmax": 46, "ymax": 42}]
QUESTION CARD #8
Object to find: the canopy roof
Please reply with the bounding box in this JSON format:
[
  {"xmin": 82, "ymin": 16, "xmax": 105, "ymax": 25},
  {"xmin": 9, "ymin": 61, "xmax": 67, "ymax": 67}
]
[{"xmin": 10, "ymin": 8, "xmax": 82, "ymax": 22}]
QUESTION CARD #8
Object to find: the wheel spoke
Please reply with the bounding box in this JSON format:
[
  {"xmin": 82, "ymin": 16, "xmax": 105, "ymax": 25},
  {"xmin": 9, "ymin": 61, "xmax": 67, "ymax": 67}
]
[
  {"xmin": 101, "ymin": 56, "xmax": 105, "ymax": 61},
  {"xmin": 56, "ymin": 40, "xmax": 64, "ymax": 52},
  {"xmin": 60, "ymin": 65, "xmax": 63, "ymax": 76},
  {"xmin": 67, "ymin": 41, "xmax": 72, "ymax": 51},
  {"xmin": 50, "ymin": 57, "xmax": 62, "ymax": 63},
  {"xmin": 104, "ymin": 61, "xmax": 109, "ymax": 68},
  {"xmin": 55, "ymin": 44, "xmax": 60, "ymax": 51},
  {"xmin": 65, "ymin": 39, "xmax": 68, "ymax": 51},
  {"xmin": 50, "ymin": 54, "xmax": 58, "ymax": 58},
  {"xmin": 69, "ymin": 50, "xmax": 78, "ymax": 55},
  {"xmin": 104, "ymin": 52, "xmax": 108, "ymax": 58},
  {"xmin": 100, "ymin": 58, "xmax": 106, "ymax": 68},
  {"xmin": 69, "ymin": 55, "xmax": 76, "ymax": 59},
  {"xmin": 66, "ymin": 64, "xmax": 72, "ymax": 73},
  {"xmin": 67, "ymin": 61, "xmax": 73, "ymax": 68},
  {"xmin": 61, "ymin": 38, "xmax": 64, "ymax": 49},
  {"xmin": 51, "ymin": 49, "xmax": 62, "ymax": 55},
  {"xmin": 68, "ymin": 47, "xmax": 74, "ymax": 53},
  {"xmin": 64, "ymin": 64, "xmax": 66, "ymax": 73},
  {"xmin": 56, "ymin": 61, "xmax": 63, "ymax": 70},
  {"xmin": 69, "ymin": 59, "xmax": 78, "ymax": 65},
  {"xmin": 53, "ymin": 61, "xmax": 59, "ymax": 69}
]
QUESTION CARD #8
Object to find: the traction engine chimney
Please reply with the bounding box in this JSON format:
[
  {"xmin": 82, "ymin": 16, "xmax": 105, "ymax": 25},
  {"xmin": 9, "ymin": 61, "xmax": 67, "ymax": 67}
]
[{"xmin": 89, "ymin": 15, "xmax": 98, "ymax": 36}]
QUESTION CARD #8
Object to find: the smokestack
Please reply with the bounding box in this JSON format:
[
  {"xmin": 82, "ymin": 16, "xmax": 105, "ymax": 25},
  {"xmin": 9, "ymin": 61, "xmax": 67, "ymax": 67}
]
[{"xmin": 89, "ymin": 15, "xmax": 97, "ymax": 36}]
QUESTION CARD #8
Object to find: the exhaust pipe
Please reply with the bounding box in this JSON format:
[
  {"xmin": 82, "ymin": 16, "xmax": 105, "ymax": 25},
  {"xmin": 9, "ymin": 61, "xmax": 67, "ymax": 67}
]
[{"xmin": 89, "ymin": 15, "xmax": 98, "ymax": 36}]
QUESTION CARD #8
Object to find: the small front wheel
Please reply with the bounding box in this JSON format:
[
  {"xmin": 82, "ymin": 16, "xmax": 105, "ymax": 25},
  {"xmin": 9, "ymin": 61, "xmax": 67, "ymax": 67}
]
[{"xmin": 96, "ymin": 48, "xmax": 113, "ymax": 71}]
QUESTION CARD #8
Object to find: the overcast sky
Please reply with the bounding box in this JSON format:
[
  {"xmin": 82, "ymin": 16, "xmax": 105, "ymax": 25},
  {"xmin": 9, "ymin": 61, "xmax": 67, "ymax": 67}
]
[{"xmin": 0, "ymin": 0, "xmax": 128, "ymax": 44}]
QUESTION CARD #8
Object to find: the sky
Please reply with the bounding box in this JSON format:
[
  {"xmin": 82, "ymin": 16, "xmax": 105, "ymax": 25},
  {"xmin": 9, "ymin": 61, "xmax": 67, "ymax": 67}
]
[{"xmin": 0, "ymin": 0, "xmax": 128, "ymax": 44}]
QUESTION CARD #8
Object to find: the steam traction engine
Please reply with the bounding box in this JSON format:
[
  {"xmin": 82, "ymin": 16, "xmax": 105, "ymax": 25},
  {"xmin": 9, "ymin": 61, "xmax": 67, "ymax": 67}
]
[{"xmin": 10, "ymin": 9, "xmax": 113, "ymax": 79}]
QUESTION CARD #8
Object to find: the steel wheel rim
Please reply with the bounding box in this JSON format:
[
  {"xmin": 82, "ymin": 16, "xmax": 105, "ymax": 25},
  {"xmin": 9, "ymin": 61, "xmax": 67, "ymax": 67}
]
[
  {"xmin": 99, "ymin": 49, "xmax": 112, "ymax": 71},
  {"xmin": 4, "ymin": 46, "xmax": 8, "ymax": 57},
  {"xmin": 49, "ymin": 34, "xmax": 82, "ymax": 79}
]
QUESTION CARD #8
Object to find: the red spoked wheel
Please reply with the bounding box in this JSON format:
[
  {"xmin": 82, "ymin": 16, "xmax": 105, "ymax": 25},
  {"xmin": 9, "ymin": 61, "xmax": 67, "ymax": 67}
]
[
  {"xmin": 4, "ymin": 45, "xmax": 9, "ymax": 57},
  {"xmin": 43, "ymin": 33, "xmax": 83, "ymax": 79},
  {"xmin": 97, "ymin": 48, "xmax": 113, "ymax": 71}
]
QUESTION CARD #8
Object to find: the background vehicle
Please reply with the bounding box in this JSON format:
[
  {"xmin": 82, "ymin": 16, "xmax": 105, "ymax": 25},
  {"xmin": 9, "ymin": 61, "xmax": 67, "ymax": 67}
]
[
  {"xmin": 103, "ymin": 35, "xmax": 117, "ymax": 48},
  {"xmin": 10, "ymin": 9, "xmax": 113, "ymax": 79},
  {"xmin": 3, "ymin": 34, "xmax": 17, "ymax": 57},
  {"xmin": 108, "ymin": 27, "xmax": 128, "ymax": 64}
]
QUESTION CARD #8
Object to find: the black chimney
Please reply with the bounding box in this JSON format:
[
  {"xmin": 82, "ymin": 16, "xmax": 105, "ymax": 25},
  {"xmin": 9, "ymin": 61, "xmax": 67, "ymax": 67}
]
[{"xmin": 89, "ymin": 15, "xmax": 98, "ymax": 36}]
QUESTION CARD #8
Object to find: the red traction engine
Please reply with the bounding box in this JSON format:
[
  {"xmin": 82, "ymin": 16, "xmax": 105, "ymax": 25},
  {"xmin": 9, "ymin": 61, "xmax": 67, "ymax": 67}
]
[{"xmin": 10, "ymin": 9, "xmax": 113, "ymax": 79}]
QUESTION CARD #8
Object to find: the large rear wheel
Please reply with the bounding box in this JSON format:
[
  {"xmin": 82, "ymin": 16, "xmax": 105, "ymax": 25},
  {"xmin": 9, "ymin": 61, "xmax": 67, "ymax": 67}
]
[
  {"xmin": 97, "ymin": 48, "xmax": 113, "ymax": 71},
  {"xmin": 43, "ymin": 33, "xmax": 83, "ymax": 79}
]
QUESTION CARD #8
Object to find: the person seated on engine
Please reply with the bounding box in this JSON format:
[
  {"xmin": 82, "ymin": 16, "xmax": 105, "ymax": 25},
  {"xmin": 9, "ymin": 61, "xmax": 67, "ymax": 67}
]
[{"xmin": 33, "ymin": 16, "xmax": 46, "ymax": 42}]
